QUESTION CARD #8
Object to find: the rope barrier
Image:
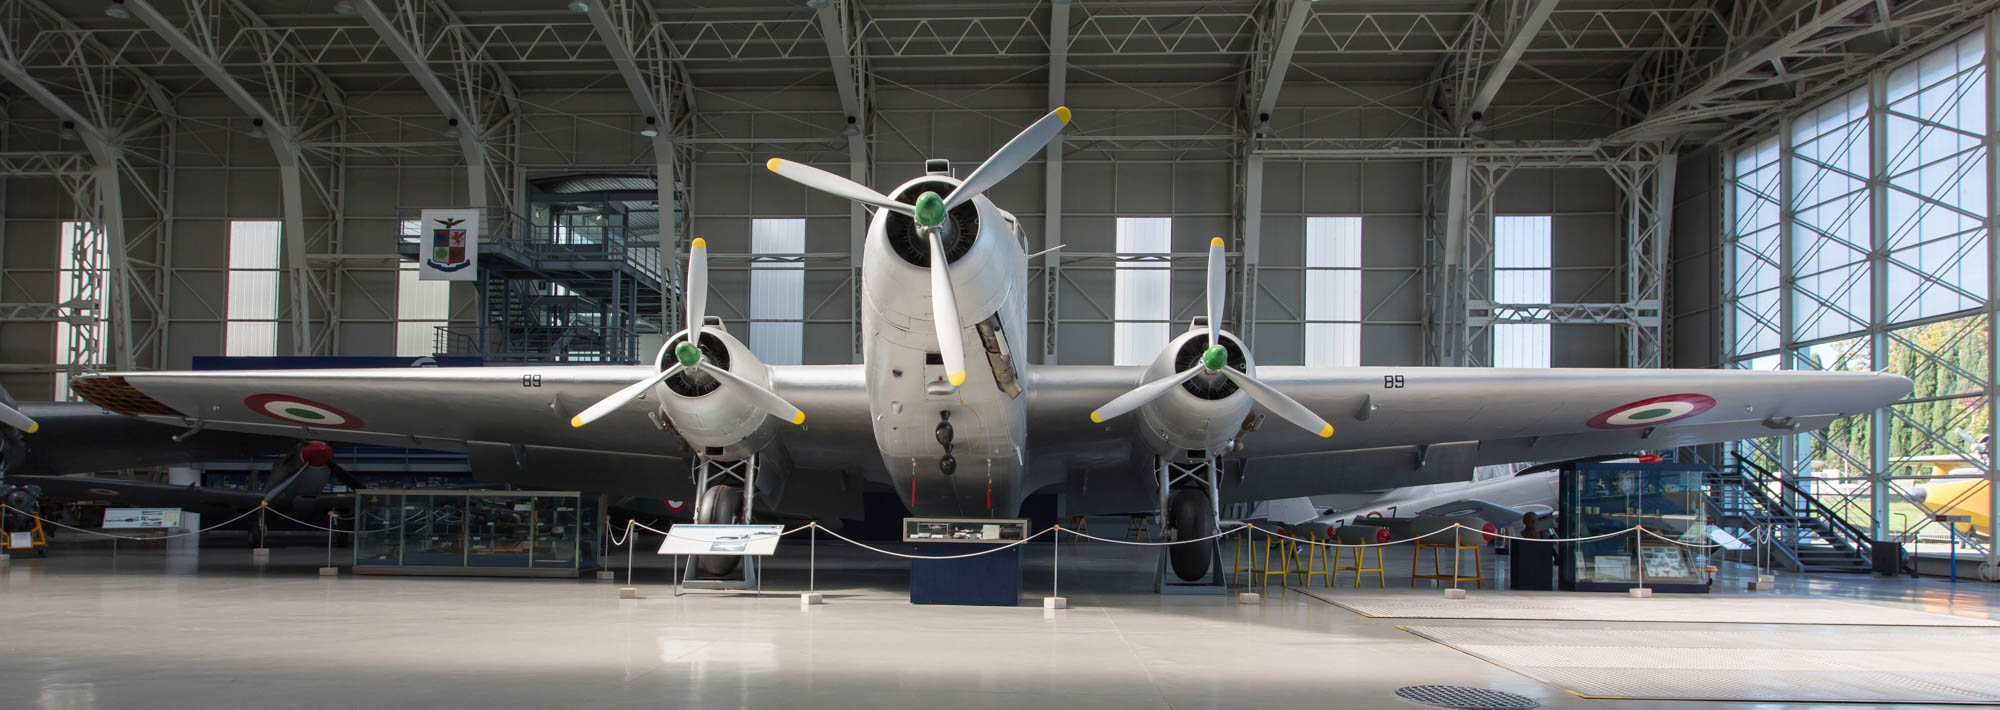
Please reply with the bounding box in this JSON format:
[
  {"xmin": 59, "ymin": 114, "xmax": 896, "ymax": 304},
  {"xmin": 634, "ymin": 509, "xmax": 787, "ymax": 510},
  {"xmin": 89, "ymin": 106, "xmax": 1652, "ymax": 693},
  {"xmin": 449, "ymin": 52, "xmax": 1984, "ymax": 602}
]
[
  {"xmin": 261, "ymin": 507, "xmax": 351, "ymax": 533},
  {"xmin": 814, "ymin": 524, "xmax": 1055, "ymax": 560},
  {"xmin": 1, "ymin": 504, "xmax": 263, "ymax": 541},
  {"xmin": 607, "ymin": 519, "xmax": 634, "ymax": 547},
  {"xmin": 1064, "ymin": 524, "xmax": 1251, "ymax": 546}
]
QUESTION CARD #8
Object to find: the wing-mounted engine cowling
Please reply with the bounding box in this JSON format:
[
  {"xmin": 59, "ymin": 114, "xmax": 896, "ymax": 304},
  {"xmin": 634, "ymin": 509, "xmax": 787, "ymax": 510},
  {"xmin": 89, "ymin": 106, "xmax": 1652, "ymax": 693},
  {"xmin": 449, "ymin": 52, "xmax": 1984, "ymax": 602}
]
[
  {"xmin": 571, "ymin": 238, "xmax": 805, "ymax": 449},
  {"xmin": 1086, "ymin": 237, "xmax": 1335, "ymax": 447},
  {"xmin": 1133, "ymin": 327, "xmax": 1254, "ymax": 456},
  {"xmin": 651, "ymin": 325, "xmax": 780, "ymax": 461}
]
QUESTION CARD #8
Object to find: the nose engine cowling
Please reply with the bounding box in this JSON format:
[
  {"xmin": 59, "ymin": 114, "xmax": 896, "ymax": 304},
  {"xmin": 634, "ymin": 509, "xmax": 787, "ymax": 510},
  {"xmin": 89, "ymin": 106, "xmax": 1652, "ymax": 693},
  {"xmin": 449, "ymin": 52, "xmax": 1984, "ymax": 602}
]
[{"xmin": 651, "ymin": 326, "xmax": 780, "ymax": 460}]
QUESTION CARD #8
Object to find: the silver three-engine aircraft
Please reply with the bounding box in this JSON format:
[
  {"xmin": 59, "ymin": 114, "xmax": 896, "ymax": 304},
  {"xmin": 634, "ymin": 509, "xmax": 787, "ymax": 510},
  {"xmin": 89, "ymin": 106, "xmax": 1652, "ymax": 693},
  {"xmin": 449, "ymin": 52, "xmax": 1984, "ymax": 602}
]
[{"xmin": 47, "ymin": 108, "xmax": 1910, "ymax": 580}]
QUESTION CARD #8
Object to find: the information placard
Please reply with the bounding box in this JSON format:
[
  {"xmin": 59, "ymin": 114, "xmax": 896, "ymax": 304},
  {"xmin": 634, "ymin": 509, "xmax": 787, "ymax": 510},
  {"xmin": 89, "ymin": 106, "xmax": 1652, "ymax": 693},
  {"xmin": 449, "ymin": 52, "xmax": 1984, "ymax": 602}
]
[
  {"xmin": 103, "ymin": 508, "xmax": 182, "ymax": 529},
  {"xmin": 656, "ymin": 524, "xmax": 784, "ymax": 556}
]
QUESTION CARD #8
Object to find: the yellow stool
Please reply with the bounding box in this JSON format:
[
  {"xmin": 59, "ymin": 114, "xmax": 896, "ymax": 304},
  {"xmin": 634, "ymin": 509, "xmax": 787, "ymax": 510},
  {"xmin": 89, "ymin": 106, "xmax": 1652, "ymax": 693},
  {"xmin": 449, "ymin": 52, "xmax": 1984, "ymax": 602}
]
[
  {"xmin": 1231, "ymin": 528, "xmax": 1258, "ymax": 584},
  {"xmin": 1256, "ymin": 533, "xmax": 1296, "ymax": 589},
  {"xmin": 1411, "ymin": 539, "xmax": 1484, "ymax": 589},
  {"xmin": 1291, "ymin": 533, "xmax": 1330, "ymax": 587},
  {"xmin": 1332, "ymin": 544, "xmax": 1385, "ymax": 588}
]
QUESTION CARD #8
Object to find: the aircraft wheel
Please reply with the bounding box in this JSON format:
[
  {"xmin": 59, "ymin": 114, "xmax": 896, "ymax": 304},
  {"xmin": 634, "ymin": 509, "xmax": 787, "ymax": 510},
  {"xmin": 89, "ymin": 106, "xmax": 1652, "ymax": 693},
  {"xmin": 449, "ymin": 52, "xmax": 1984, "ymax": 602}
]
[
  {"xmin": 1167, "ymin": 488, "xmax": 1215, "ymax": 582},
  {"xmin": 695, "ymin": 485, "xmax": 743, "ymax": 577}
]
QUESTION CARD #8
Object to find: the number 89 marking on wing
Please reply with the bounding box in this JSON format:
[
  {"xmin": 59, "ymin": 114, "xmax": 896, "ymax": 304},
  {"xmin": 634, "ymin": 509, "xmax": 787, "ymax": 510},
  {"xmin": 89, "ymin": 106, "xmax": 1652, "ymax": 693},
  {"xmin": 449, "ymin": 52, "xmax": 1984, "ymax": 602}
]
[
  {"xmin": 1383, "ymin": 375, "xmax": 1405, "ymax": 389},
  {"xmin": 522, "ymin": 374, "xmax": 542, "ymax": 388}
]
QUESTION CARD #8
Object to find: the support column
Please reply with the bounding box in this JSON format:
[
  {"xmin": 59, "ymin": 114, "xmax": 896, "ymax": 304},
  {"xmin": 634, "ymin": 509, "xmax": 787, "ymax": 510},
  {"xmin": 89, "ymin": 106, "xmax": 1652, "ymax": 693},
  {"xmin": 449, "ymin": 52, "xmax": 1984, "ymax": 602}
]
[
  {"xmin": 272, "ymin": 138, "xmax": 313, "ymax": 355},
  {"xmin": 85, "ymin": 143, "xmax": 133, "ymax": 370},
  {"xmin": 1868, "ymin": 69, "xmax": 1892, "ymax": 541},
  {"xmin": 1043, "ymin": 0, "xmax": 1069, "ymax": 364},
  {"xmin": 1984, "ymin": 12, "xmax": 1999, "ymax": 570}
]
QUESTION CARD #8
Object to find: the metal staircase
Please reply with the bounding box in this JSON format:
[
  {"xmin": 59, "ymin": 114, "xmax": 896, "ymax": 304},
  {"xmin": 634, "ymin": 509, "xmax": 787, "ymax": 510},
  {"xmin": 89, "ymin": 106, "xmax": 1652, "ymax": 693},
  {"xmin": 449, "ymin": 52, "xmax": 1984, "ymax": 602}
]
[
  {"xmin": 400, "ymin": 199, "xmax": 671, "ymax": 364},
  {"xmin": 1706, "ymin": 454, "xmax": 1875, "ymax": 574}
]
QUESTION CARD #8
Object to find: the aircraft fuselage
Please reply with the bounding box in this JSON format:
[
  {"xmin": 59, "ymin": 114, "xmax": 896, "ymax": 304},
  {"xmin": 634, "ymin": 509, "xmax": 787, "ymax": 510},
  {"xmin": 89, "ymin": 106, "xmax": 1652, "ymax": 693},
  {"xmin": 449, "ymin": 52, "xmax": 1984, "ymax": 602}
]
[{"xmin": 861, "ymin": 172, "xmax": 1032, "ymax": 516}]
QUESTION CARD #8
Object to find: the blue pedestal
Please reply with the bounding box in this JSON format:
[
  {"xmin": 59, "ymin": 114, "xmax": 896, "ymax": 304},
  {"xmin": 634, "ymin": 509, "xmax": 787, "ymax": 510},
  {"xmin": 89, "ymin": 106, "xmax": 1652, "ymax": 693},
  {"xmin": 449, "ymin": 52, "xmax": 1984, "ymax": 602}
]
[{"xmin": 908, "ymin": 542, "xmax": 1022, "ymax": 606}]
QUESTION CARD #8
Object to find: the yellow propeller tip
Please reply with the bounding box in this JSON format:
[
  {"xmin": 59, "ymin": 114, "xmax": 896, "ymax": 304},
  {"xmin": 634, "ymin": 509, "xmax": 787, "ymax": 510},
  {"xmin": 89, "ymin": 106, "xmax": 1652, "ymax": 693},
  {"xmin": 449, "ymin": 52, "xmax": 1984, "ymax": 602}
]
[
  {"xmin": 569, "ymin": 416, "xmax": 584, "ymax": 428},
  {"xmin": 765, "ymin": 157, "xmax": 784, "ymax": 171},
  {"xmin": 1318, "ymin": 424, "xmax": 1334, "ymax": 438},
  {"xmin": 1090, "ymin": 411, "xmax": 1102, "ymax": 424},
  {"xmin": 24, "ymin": 423, "xmax": 36, "ymax": 434},
  {"xmin": 1054, "ymin": 106, "xmax": 1071, "ymax": 124},
  {"xmin": 791, "ymin": 411, "xmax": 805, "ymax": 425},
  {"xmin": 947, "ymin": 371, "xmax": 966, "ymax": 386},
  {"xmin": 1210, "ymin": 237, "xmax": 1224, "ymax": 248},
  {"xmin": 691, "ymin": 237, "xmax": 706, "ymax": 249}
]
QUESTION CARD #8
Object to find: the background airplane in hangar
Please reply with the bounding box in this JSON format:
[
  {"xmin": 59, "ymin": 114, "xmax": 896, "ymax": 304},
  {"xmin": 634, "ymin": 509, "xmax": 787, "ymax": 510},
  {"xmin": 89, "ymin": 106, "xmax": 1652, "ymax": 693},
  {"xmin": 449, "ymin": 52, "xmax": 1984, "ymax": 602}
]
[{"xmin": 34, "ymin": 108, "xmax": 1911, "ymax": 581}]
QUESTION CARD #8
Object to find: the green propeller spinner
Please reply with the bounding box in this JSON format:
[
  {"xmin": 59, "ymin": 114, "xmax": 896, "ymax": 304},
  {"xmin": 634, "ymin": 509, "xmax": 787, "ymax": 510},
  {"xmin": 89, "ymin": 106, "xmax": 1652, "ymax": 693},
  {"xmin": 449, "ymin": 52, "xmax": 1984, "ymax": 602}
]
[
  {"xmin": 914, "ymin": 191, "xmax": 946, "ymax": 227},
  {"xmin": 1201, "ymin": 343, "xmax": 1227, "ymax": 371},
  {"xmin": 674, "ymin": 340, "xmax": 701, "ymax": 368}
]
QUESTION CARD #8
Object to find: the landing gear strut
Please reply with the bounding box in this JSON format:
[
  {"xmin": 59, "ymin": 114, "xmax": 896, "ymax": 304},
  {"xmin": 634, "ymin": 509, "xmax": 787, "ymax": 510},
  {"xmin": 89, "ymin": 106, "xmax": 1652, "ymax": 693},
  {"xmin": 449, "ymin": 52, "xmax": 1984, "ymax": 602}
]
[
  {"xmin": 682, "ymin": 454, "xmax": 759, "ymax": 589},
  {"xmin": 1155, "ymin": 454, "xmax": 1226, "ymax": 593}
]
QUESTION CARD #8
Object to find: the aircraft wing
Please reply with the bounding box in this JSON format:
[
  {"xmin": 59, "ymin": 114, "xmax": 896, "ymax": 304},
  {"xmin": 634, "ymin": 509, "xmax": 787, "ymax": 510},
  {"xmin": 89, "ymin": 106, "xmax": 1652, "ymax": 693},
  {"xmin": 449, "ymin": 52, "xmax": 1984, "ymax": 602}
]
[
  {"xmin": 65, "ymin": 365, "xmax": 878, "ymax": 497},
  {"xmin": 11, "ymin": 475, "xmax": 267, "ymax": 514},
  {"xmin": 1029, "ymin": 365, "xmax": 1911, "ymax": 500},
  {"xmin": 10, "ymin": 402, "xmax": 297, "ymax": 474}
]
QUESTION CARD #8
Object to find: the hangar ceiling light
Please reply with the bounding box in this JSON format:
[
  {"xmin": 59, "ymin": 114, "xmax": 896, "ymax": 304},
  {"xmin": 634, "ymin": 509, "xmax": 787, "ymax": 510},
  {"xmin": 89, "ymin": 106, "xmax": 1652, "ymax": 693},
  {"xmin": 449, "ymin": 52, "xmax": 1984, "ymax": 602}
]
[
  {"xmin": 566, "ymin": 1, "xmax": 589, "ymax": 13},
  {"xmin": 103, "ymin": 1, "xmax": 131, "ymax": 19},
  {"xmin": 332, "ymin": 1, "xmax": 356, "ymax": 16}
]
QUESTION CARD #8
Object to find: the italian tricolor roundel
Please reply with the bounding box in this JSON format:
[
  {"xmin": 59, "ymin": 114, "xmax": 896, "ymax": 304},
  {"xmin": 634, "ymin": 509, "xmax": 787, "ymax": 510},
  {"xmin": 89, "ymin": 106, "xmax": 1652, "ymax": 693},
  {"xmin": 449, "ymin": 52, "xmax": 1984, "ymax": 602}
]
[
  {"xmin": 244, "ymin": 394, "xmax": 365, "ymax": 429},
  {"xmin": 1587, "ymin": 394, "xmax": 1716, "ymax": 429}
]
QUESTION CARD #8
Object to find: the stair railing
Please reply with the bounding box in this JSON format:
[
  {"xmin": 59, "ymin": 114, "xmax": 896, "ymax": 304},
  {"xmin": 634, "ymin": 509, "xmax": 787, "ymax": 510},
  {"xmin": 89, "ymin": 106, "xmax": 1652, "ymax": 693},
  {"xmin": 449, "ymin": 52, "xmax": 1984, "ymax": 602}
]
[{"xmin": 1730, "ymin": 453, "xmax": 1877, "ymax": 568}]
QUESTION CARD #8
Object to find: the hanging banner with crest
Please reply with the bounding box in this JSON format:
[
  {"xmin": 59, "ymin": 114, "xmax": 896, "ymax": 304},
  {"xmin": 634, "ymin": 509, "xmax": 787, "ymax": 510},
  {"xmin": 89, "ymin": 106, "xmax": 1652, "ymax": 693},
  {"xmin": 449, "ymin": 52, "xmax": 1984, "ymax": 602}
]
[{"xmin": 418, "ymin": 208, "xmax": 480, "ymax": 281}]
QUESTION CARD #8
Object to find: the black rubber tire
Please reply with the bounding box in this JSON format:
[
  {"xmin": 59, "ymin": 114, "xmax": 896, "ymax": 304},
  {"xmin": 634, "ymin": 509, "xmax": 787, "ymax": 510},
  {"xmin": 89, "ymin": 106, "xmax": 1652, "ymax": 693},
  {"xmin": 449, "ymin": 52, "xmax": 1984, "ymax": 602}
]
[
  {"xmin": 695, "ymin": 485, "xmax": 743, "ymax": 577},
  {"xmin": 1167, "ymin": 488, "xmax": 1215, "ymax": 582}
]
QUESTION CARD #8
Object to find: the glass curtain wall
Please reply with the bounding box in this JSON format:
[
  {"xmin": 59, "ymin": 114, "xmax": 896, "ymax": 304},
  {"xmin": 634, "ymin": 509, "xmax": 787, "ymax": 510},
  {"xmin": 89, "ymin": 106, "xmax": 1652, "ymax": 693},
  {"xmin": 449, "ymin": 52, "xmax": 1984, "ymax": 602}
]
[{"xmin": 1723, "ymin": 27, "xmax": 1994, "ymax": 555}]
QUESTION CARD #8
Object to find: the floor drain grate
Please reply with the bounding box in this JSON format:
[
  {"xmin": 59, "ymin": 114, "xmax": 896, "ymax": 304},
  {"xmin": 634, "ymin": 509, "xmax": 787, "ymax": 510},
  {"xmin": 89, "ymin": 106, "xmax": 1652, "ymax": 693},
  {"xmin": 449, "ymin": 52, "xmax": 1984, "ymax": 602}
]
[{"xmin": 1394, "ymin": 685, "xmax": 1539, "ymax": 710}]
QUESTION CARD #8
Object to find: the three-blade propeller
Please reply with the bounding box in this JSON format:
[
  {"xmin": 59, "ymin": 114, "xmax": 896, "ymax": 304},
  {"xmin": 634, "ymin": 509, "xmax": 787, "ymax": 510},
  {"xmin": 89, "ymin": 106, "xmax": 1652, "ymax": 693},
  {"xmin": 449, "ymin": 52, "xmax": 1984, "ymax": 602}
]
[
  {"xmin": 1088, "ymin": 237, "xmax": 1334, "ymax": 439},
  {"xmin": 767, "ymin": 107, "xmax": 1072, "ymax": 388},
  {"xmin": 571, "ymin": 238, "xmax": 804, "ymax": 429},
  {"xmin": 0, "ymin": 402, "xmax": 37, "ymax": 434}
]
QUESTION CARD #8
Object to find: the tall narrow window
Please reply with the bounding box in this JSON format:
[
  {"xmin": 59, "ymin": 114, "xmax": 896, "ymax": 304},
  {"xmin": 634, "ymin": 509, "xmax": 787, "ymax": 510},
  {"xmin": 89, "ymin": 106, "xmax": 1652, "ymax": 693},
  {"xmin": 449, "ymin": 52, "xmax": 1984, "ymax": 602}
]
[
  {"xmin": 1492, "ymin": 215, "xmax": 1551, "ymax": 368},
  {"xmin": 397, "ymin": 262, "xmax": 450, "ymax": 356},
  {"xmin": 1729, "ymin": 136, "xmax": 1783, "ymax": 357},
  {"xmin": 1305, "ymin": 217, "xmax": 1362, "ymax": 367},
  {"xmin": 750, "ymin": 219, "xmax": 804, "ymax": 366},
  {"xmin": 1789, "ymin": 87, "xmax": 1871, "ymax": 342},
  {"xmin": 53, "ymin": 220, "xmax": 105, "ymax": 400},
  {"xmin": 1114, "ymin": 217, "xmax": 1171, "ymax": 366},
  {"xmin": 225, "ymin": 220, "xmax": 281, "ymax": 356}
]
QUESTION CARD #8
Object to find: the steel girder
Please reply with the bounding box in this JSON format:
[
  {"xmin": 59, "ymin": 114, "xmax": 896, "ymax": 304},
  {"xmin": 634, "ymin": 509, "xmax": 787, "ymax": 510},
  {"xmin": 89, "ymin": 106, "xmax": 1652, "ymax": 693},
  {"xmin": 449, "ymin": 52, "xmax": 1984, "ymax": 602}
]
[
  {"xmin": 0, "ymin": 0, "xmax": 180, "ymax": 376},
  {"xmin": 348, "ymin": 0, "xmax": 520, "ymax": 216},
  {"xmin": 124, "ymin": 0, "xmax": 345, "ymax": 357},
  {"xmin": 580, "ymin": 0, "xmax": 692, "ymax": 349}
]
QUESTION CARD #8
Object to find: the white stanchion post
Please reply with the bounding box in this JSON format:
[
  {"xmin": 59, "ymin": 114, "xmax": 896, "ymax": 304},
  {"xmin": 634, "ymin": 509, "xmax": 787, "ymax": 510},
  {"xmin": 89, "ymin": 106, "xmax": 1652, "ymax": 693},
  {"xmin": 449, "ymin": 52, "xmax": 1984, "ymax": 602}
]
[
  {"xmin": 1630, "ymin": 526, "xmax": 1653, "ymax": 598},
  {"xmin": 596, "ymin": 514, "xmax": 617, "ymax": 580},
  {"xmin": 319, "ymin": 511, "xmax": 338, "ymax": 576},
  {"xmin": 1044, "ymin": 526, "xmax": 1066, "ymax": 610},
  {"xmin": 802, "ymin": 522, "xmax": 823, "ymax": 606},
  {"xmin": 0, "ymin": 506, "xmax": 9, "ymax": 565},
  {"xmin": 1238, "ymin": 527, "xmax": 1263, "ymax": 604},
  {"xmin": 619, "ymin": 519, "xmax": 639, "ymax": 600},
  {"xmin": 1444, "ymin": 524, "xmax": 1468, "ymax": 599},
  {"xmin": 251, "ymin": 505, "xmax": 271, "ymax": 566}
]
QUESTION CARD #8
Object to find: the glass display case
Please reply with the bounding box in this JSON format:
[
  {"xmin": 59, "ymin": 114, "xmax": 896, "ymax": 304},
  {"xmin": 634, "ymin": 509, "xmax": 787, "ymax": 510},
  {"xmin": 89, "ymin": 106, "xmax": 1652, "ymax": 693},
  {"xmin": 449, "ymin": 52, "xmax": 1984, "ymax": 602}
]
[
  {"xmin": 354, "ymin": 490, "xmax": 599, "ymax": 577},
  {"xmin": 1558, "ymin": 463, "xmax": 1713, "ymax": 593}
]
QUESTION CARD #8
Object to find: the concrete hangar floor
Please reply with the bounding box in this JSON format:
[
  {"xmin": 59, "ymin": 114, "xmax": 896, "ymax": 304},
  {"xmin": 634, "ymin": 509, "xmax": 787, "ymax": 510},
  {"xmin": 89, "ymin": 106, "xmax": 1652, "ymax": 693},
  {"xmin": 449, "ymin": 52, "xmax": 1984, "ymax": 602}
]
[{"xmin": 4, "ymin": 529, "xmax": 1999, "ymax": 710}]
